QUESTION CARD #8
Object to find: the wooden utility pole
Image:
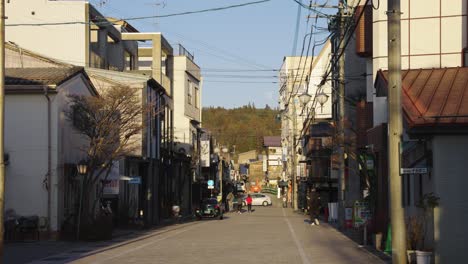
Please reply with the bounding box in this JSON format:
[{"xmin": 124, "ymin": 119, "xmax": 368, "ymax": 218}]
[
  {"xmin": 337, "ymin": 0, "xmax": 346, "ymax": 227},
  {"xmin": 0, "ymin": 0, "xmax": 5, "ymax": 258},
  {"xmin": 387, "ymin": 0, "xmax": 407, "ymax": 263}
]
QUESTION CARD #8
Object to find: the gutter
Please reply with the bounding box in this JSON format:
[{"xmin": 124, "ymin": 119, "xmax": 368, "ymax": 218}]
[{"xmin": 44, "ymin": 87, "xmax": 52, "ymax": 232}]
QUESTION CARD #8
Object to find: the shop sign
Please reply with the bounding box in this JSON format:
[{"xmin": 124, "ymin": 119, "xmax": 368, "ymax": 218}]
[
  {"xmin": 366, "ymin": 159, "xmax": 374, "ymax": 170},
  {"xmin": 129, "ymin": 177, "xmax": 141, "ymax": 184},
  {"xmin": 400, "ymin": 167, "xmax": 427, "ymax": 174},
  {"xmin": 353, "ymin": 201, "xmax": 371, "ymax": 227},
  {"xmin": 103, "ymin": 180, "xmax": 119, "ymax": 195}
]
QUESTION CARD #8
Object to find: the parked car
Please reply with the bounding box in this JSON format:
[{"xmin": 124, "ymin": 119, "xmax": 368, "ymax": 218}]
[
  {"xmin": 195, "ymin": 198, "xmax": 224, "ymax": 220},
  {"xmin": 242, "ymin": 193, "xmax": 272, "ymax": 206}
]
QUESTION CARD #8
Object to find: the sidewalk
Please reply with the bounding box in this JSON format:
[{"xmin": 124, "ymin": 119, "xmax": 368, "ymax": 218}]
[
  {"xmin": 326, "ymin": 222, "xmax": 392, "ymax": 263},
  {"xmin": 293, "ymin": 210, "xmax": 392, "ymax": 263},
  {"xmin": 3, "ymin": 217, "xmax": 195, "ymax": 264}
]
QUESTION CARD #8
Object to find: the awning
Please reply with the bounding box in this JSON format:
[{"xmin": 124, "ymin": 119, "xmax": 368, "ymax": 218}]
[{"xmin": 375, "ymin": 68, "xmax": 468, "ymax": 131}]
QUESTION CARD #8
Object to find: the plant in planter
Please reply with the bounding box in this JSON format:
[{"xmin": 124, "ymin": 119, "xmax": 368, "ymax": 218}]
[
  {"xmin": 406, "ymin": 216, "xmax": 423, "ymax": 264},
  {"xmin": 415, "ymin": 192, "xmax": 440, "ymax": 264}
]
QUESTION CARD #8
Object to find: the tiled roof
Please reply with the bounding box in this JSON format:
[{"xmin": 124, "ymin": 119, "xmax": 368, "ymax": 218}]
[
  {"xmin": 376, "ymin": 67, "xmax": 468, "ymax": 129},
  {"xmin": 6, "ymin": 67, "xmax": 84, "ymax": 86},
  {"xmin": 263, "ymin": 136, "xmax": 281, "ymax": 147}
]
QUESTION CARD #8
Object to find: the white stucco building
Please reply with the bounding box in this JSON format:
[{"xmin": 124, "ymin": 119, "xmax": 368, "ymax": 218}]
[
  {"xmin": 5, "ymin": 53, "xmax": 97, "ymax": 236},
  {"xmin": 172, "ymin": 45, "xmax": 202, "ymax": 157}
]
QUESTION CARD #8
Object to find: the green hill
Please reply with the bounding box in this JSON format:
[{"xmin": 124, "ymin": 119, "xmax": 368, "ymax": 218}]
[{"xmin": 202, "ymin": 104, "xmax": 280, "ymax": 155}]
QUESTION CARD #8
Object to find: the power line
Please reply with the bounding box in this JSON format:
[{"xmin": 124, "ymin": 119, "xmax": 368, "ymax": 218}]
[
  {"xmin": 291, "ymin": 0, "xmax": 304, "ymax": 56},
  {"xmin": 300, "ymin": 0, "xmax": 370, "ymax": 138},
  {"xmin": 6, "ymin": 0, "xmax": 272, "ymax": 27},
  {"xmin": 167, "ymin": 30, "xmax": 272, "ymax": 70}
]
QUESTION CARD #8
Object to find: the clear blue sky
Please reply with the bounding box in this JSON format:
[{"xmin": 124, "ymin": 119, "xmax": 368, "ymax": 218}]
[{"xmin": 94, "ymin": 0, "xmax": 330, "ymax": 108}]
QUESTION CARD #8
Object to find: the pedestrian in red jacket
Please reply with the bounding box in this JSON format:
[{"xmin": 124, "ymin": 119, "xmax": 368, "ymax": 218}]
[{"xmin": 246, "ymin": 194, "xmax": 253, "ymax": 213}]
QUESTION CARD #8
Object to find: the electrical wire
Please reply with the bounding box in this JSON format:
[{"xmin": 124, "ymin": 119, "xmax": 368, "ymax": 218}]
[
  {"xmin": 283, "ymin": 0, "xmax": 332, "ymax": 113},
  {"xmin": 6, "ymin": 0, "xmax": 272, "ymax": 27},
  {"xmin": 298, "ymin": 0, "xmax": 371, "ymax": 140},
  {"xmin": 317, "ymin": 0, "xmax": 370, "ymax": 88},
  {"xmin": 166, "ymin": 30, "xmax": 272, "ymax": 70},
  {"xmin": 291, "ymin": 0, "xmax": 304, "ymax": 56}
]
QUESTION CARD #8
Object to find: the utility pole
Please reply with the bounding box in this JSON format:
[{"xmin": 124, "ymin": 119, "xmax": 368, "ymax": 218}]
[
  {"xmin": 0, "ymin": 0, "xmax": 5, "ymax": 257},
  {"xmin": 337, "ymin": 0, "xmax": 346, "ymax": 228},
  {"xmin": 387, "ymin": 0, "xmax": 407, "ymax": 263},
  {"xmin": 292, "ymin": 95, "xmax": 298, "ymax": 211}
]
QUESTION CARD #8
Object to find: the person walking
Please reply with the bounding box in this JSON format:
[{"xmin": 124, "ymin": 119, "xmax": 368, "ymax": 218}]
[
  {"xmin": 246, "ymin": 194, "xmax": 253, "ymax": 213},
  {"xmin": 226, "ymin": 191, "xmax": 234, "ymax": 213},
  {"xmin": 236, "ymin": 194, "xmax": 243, "ymax": 214},
  {"xmin": 309, "ymin": 188, "xmax": 321, "ymax": 226}
]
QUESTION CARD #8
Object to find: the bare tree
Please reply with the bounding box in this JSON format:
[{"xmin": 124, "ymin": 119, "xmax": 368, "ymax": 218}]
[{"xmin": 65, "ymin": 85, "xmax": 154, "ymax": 231}]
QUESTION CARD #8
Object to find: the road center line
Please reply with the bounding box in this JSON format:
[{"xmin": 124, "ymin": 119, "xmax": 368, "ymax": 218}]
[{"xmin": 282, "ymin": 208, "xmax": 311, "ymax": 264}]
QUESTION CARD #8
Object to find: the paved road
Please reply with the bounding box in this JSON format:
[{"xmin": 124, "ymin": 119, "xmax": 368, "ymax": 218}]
[{"xmin": 28, "ymin": 207, "xmax": 386, "ymax": 264}]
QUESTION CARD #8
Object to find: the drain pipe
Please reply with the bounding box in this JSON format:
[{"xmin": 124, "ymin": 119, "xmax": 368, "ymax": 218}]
[{"xmin": 44, "ymin": 86, "xmax": 51, "ymax": 234}]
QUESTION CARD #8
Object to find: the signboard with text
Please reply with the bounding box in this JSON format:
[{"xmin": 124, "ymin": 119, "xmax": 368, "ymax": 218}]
[
  {"xmin": 400, "ymin": 168, "xmax": 427, "ymax": 174},
  {"xmin": 201, "ymin": 140, "xmax": 210, "ymax": 167}
]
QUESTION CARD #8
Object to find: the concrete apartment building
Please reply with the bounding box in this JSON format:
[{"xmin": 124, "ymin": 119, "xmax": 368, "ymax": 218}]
[
  {"xmin": 172, "ymin": 45, "xmax": 202, "ymax": 157},
  {"xmin": 279, "ymin": 42, "xmax": 335, "ymax": 209},
  {"xmin": 279, "ymin": 57, "xmax": 313, "ymax": 192},
  {"xmin": 169, "ymin": 45, "xmax": 203, "ymax": 216}
]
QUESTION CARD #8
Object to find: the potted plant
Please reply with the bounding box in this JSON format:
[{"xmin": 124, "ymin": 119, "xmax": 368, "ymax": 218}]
[
  {"xmin": 406, "ymin": 216, "xmax": 423, "ymax": 264},
  {"xmin": 415, "ymin": 192, "xmax": 440, "ymax": 264}
]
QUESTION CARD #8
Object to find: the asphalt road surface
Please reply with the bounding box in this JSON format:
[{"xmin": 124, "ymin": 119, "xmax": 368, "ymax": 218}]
[{"xmin": 39, "ymin": 206, "xmax": 386, "ymax": 264}]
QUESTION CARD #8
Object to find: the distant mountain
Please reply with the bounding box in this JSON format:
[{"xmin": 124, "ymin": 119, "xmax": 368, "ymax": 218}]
[{"xmin": 202, "ymin": 104, "xmax": 280, "ymax": 155}]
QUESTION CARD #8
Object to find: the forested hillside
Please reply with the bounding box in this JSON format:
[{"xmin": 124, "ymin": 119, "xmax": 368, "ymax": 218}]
[{"xmin": 202, "ymin": 104, "xmax": 280, "ymax": 155}]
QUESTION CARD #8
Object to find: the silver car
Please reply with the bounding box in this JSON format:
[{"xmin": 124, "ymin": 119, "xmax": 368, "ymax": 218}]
[{"xmin": 242, "ymin": 193, "xmax": 272, "ymax": 206}]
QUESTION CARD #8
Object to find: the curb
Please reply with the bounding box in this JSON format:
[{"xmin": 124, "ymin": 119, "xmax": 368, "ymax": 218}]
[{"xmin": 323, "ymin": 223, "xmax": 391, "ymax": 263}]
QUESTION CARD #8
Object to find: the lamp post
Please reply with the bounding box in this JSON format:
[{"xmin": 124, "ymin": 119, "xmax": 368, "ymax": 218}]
[
  {"xmin": 214, "ymin": 147, "xmax": 222, "ymax": 201},
  {"xmin": 76, "ymin": 160, "xmax": 87, "ymax": 241}
]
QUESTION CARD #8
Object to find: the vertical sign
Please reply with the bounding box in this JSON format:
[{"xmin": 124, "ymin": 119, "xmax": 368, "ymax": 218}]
[
  {"xmin": 103, "ymin": 162, "xmax": 120, "ymax": 195},
  {"xmin": 201, "ymin": 140, "xmax": 210, "ymax": 167}
]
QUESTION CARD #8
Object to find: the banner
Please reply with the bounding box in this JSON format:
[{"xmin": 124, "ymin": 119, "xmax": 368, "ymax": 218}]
[
  {"xmin": 103, "ymin": 162, "xmax": 120, "ymax": 195},
  {"xmin": 201, "ymin": 140, "xmax": 210, "ymax": 167}
]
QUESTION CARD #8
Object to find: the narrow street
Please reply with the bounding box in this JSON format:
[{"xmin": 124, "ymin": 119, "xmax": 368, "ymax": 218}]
[{"xmin": 26, "ymin": 207, "xmax": 385, "ymax": 264}]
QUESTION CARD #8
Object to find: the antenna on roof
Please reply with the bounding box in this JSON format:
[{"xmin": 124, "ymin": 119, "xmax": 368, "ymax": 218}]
[{"xmin": 144, "ymin": 1, "xmax": 167, "ymax": 31}]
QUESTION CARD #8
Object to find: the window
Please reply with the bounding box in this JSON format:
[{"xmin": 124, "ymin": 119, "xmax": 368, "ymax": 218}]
[
  {"xmin": 194, "ymin": 86, "xmax": 199, "ymax": 108},
  {"xmin": 187, "ymin": 80, "xmax": 193, "ymax": 105}
]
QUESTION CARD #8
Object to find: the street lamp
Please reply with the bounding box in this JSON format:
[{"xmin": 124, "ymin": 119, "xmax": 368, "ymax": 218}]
[
  {"xmin": 316, "ymin": 92, "xmax": 329, "ymax": 113},
  {"xmin": 76, "ymin": 160, "xmax": 87, "ymax": 240},
  {"xmin": 299, "ymin": 92, "xmax": 312, "ymax": 106}
]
